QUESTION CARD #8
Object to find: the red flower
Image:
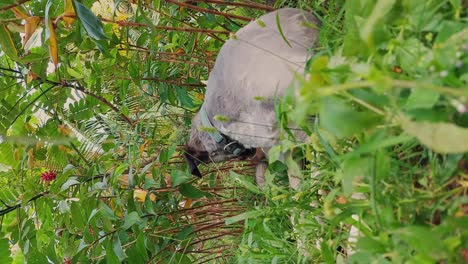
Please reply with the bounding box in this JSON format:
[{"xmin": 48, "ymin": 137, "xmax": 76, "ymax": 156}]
[{"xmin": 41, "ymin": 171, "xmax": 57, "ymax": 182}]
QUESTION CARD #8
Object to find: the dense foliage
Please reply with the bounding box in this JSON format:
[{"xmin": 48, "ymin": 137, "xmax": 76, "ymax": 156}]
[{"xmin": 0, "ymin": 0, "xmax": 467, "ymax": 263}]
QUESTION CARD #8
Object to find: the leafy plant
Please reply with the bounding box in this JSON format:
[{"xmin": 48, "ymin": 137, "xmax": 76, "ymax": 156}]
[{"xmin": 0, "ymin": 0, "xmax": 467, "ymax": 263}]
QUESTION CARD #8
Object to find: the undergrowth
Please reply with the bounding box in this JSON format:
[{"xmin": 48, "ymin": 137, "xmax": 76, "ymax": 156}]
[{"xmin": 231, "ymin": 0, "xmax": 468, "ymax": 263}]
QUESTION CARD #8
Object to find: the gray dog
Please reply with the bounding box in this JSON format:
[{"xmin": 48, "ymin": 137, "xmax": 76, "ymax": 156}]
[{"xmin": 185, "ymin": 8, "xmax": 319, "ymax": 185}]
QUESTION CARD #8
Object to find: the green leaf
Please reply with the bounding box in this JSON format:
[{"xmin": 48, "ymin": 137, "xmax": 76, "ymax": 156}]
[
  {"xmin": 268, "ymin": 145, "xmax": 282, "ymax": 164},
  {"xmin": 405, "ymin": 89, "xmax": 440, "ymax": 110},
  {"xmin": 105, "ymin": 238, "xmax": 120, "ymax": 264},
  {"xmin": 0, "ymin": 236, "xmax": 12, "ymax": 264},
  {"xmin": 73, "ymin": 0, "xmax": 107, "ymax": 40},
  {"xmin": 342, "ymin": 156, "xmax": 372, "ymax": 195},
  {"xmin": 275, "ymin": 12, "xmax": 292, "ymax": 48},
  {"xmin": 171, "ymin": 170, "xmax": 191, "ymax": 187},
  {"xmin": 122, "ymin": 211, "xmax": 141, "ymax": 230},
  {"xmin": 360, "ymin": 0, "xmax": 396, "ymax": 45},
  {"xmin": 320, "ymin": 96, "xmax": 382, "ymax": 138},
  {"xmin": 175, "ymin": 226, "xmax": 193, "ymax": 240},
  {"xmin": 178, "ymin": 183, "xmax": 206, "ymax": 199},
  {"xmin": 176, "ymin": 88, "xmax": 195, "ymax": 108},
  {"xmin": 25, "ymin": 249, "xmax": 48, "ymax": 264},
  {"xmin": 113, "ymin": 235, "xmax": 126, "ymax": 261},
  {"xmin": 400, "ymin": 116, "xmax": 468, "ymax": 154},
  {"xmin": 60, "ymin": 177, "xmax": 80, "ymax": 191},
  {"xmin": 225, "ymin": 210, "xmax": 264, "ymax": 225},
  {"xmin": 230, "ymin": 171, "xmax": 261, "ymax": 194},
  {"xmin": 0, "ymin": 24, "xmax": 19, "ymax": 60}
]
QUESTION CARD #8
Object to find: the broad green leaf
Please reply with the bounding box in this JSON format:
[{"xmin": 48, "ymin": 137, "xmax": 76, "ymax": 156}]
[
  {"xmin": 400, "ymin": 116, "xmax": 468, "ymax": 154},
  {"xmin": 122, "ymin": 211, "xmax": 141, "ymax": 230},
  {"xmin": 171, "ymin": 169, "xmax": 191, "ymax": 187},
  {"xmin": 25, "ymin": 249, "xmax": 48, "ymax": 264},
  {"xmin": 60, "ymin": 177, "xmax": 80, "ymax": 191},
  {"xmin": 73, "ymin": 0, "xmax": 107, "ymax": 40},
  {"xmin": 175, "ymin": 226, "xmax": 193, "ymax": 240},
  {"xmin": 0, "ymin": 236, "xmax": 12, "ymax": 264},
  {"xmin": 178, "ymin": 183, "xmax": 206, "ymax": 199},
  {"xmin": 405, "ymin": 89, "xmax": 440, "ymax": 109},
  {"xmin": 320, "ymin": 96, "xmax": 382, "ymax": 138},
  {"xmin": 268, "ymin": 145, "xmax": 282, "ymax": 164},
  {"xmin": 106, "ymin": 238, "xmax": 120, "ymax": 264},
  {"xmin": 113, "ymin": 235, "xmax": 126, "ymax": 261},
  {"xmin": 0, "ymin": 24, "xmax": 19, "ymax": 60},
  {"xmin": 176, "ymin": 87, "xmax": 195, "ymax": 108},
  {"xmin": 360, "ymin": 0, "xmax": 396, "ymax": 44},
  {"xmin": 342, "ymin": 156, "xmax": 372, "ymax": 195}
]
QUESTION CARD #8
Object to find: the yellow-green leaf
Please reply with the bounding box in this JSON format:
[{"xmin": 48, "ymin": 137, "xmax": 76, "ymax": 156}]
[
  {"xmin": 400, "ymin": 116, "xmax": 468, "ymax": 154},
  {"xmin": 24, "ymin": 16, "xmax": 40, "ymax": 47},
  {"xmin": 0, "ymin": 24, "xmax": 19, "ymax": 60},
  {"xmin": 63, "ymin": 0, "xmax": 76, "ymax": 27},
  {"xmin": 11, "ymin": 7, "xmax": 28, "ymax": 19},
  {"xmin": 47, "ymin": 19, "xmax": 59, "ymax": 67}
]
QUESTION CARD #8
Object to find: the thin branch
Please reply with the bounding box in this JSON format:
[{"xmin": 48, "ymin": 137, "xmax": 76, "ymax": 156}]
[
  {"xmin": 9, "ymin": 85, "xmax": 56, "ymax": 128},
  {"xmin": 100, "ymin": 17, "xmax": 230, "ymax": 35},
  {"xmin": 141, "ymin": 3, "xmax": 226, "ymax": 42},
  {"xmin": 73, "ymin": 82, "xmax": 135, "ymax": 127},
  {"xmin": 141, "ymin": 77, "xmax": 206, "ymax": 88},
  {"xmin": 151, "ymin": 57, "xmax": 211, "ymax": 67},
  {"xmin": 197, "ymin": 254, "xmax": 234, "ymax": 264},
  {"xmin": 0, "ymin": 0, "xmax": 31, "ymax": 12},
  {"xmin": 0, "ymin": 192, "xmax": 47, "ymax": 216},
  {"xmin": 188, "ymin": 0, "xmax": 275, "ymax": 11},
  {"xmin": 36, "ymin": 77, "xmax": 135, "ymax": 127},
  {"xmin": 165, "ymin": 0, "xmax": 253, "ymax": 21}
]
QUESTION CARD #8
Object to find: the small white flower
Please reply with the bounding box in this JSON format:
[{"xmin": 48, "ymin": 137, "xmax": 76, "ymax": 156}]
[
  {"xmin": 455, "ymin": 60, "xmax": 464, "ymax": 68},
  {"xmin": 439, "ymin": 70, "xmax": 448, "ymax": 77}
]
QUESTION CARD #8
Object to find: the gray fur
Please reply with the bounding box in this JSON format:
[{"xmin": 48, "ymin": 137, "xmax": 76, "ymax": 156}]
[{"xmin": 186, "ymin": 8, "xmax": 319, "ymax": 173}]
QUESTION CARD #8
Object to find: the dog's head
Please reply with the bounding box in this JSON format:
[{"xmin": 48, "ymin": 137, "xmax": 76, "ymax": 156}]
[{"xmin": 185, "ymin": 113, "xmax": 254, "ymax": 177}]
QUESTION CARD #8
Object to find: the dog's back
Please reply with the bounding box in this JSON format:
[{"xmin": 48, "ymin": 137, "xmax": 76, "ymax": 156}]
[{"xmin": 204, "ymin": 8, "xmax": 319, "ymax": 148}]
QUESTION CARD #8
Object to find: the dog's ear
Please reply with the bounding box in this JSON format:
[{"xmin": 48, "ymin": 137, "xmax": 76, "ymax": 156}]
[{"xmin": 184, "ymin": 152, "xmax": 202, "ymax": 178}]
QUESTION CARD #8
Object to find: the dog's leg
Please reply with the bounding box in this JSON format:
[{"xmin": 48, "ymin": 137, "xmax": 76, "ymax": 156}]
[
  {"xmin": 252, "ymin": 148, "xmax": 267, "ymax": 188},
  {"xmin": 255, "ymin": 162, "xmax": 267, "ymax": 188}
]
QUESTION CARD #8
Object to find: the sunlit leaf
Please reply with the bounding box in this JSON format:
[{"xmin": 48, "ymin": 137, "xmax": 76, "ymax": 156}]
[
  {"xmin": 11, "ymin": 7, "xmax": 28, "ymax": 19},
  {"xmin": 24, "ymin": 16, "xmax": 40, "ymax": 48},
  {"xmin": 47, "ymin": 19, "xmax": 59, "ymax": 67}
]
